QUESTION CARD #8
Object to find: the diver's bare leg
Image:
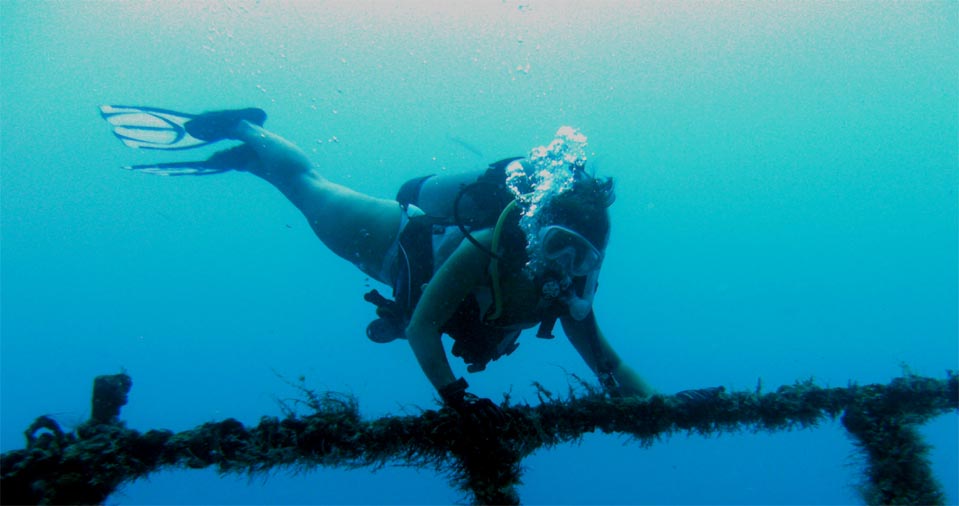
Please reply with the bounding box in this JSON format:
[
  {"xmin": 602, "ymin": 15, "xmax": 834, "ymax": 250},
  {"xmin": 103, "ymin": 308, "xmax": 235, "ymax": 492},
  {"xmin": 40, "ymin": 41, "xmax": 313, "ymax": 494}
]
[{"xmin": 233, "ymin": 121, "xmax": 402, "ymax": 280}]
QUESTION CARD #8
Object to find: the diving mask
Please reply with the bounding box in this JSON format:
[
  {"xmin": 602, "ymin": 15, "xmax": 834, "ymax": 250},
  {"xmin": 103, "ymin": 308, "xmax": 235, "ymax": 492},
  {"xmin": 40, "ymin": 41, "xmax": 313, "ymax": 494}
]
[
  {"xmin": 538, "ymin": 225, "xmax": 604, "ymax": 277},
  {"xmin": 537, "ymin": 225, "xmax": 603, "ymax": 321}
]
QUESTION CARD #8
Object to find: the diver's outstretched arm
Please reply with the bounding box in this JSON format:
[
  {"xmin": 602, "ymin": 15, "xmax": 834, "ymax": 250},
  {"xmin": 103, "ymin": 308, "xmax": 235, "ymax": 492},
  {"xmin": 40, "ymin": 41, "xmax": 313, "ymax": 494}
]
[
  {"xmin": 561, "ymin": 313, "xmax": 654, "ymax": 397},
  {"xmin": 405, "ymin": 230, "xmax": 493, "ymax": 393}
]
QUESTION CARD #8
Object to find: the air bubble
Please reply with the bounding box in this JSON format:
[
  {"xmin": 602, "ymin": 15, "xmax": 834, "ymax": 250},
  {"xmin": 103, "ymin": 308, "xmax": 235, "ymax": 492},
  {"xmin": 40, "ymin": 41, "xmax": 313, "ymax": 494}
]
[{"xmin": 505, "ymin": 127, "xmax": 589, "ymax": 277}]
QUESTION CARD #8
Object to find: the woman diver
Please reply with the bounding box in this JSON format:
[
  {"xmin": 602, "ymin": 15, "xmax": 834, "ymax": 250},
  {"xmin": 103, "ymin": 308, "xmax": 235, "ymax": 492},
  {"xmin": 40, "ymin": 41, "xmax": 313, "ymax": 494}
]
[{"xmin": 100, "ymin": 106, "xmax": 654, "ymax": 423}]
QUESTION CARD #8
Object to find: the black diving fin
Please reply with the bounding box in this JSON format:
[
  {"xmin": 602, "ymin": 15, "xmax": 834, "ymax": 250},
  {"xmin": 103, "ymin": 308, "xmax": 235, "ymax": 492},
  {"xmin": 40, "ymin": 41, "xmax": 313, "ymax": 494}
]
[
  {"xmin": 122, "ymin": 144, "xmax": 257, "ymax": 176},
  {"xmin": 99, "ymin": 105, "xmax": 210, "ymax": 150},
  {"xmin": 100, "ymin": 105, "xmax": 266, "ymax": 175}
]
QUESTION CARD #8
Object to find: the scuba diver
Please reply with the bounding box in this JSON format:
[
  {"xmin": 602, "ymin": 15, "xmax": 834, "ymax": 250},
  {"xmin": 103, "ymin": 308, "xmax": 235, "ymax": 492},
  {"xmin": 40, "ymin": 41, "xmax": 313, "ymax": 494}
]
[{"xmin": 100, "ymin": 105, "xmax": 655, "ymax": 422}]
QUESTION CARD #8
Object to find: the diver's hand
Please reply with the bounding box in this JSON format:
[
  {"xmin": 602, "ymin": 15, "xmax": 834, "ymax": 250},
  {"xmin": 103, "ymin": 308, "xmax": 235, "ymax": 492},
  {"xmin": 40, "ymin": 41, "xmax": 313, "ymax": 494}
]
[
  {"xmin": 609, "ymin": 362, "xmax": 655, "ymax": 398},
  {"xmin": 439, "ymin": 378, "xmax": 506, "ymax": 428}
]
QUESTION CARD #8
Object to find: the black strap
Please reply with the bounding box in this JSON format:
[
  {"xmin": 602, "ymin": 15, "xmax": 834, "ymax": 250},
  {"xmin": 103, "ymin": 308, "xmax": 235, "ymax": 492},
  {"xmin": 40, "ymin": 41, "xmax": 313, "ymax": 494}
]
[
  {"xmin": 396, "ymin": 215, "xmax": 436, "ymax": 314},
  {"xmin": 536, "ymin": 316, "xmax": 558, "ymax": 339}
]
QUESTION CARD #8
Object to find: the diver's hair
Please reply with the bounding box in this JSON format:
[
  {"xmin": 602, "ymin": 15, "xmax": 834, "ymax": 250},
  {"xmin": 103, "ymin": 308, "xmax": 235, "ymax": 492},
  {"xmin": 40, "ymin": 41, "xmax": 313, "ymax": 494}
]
[
  {"xmin": 499, "ymin": 176, "xmax": 616, "ymax": 276},
  {"xmin": 546, "ymin": 176, "xmax": 615, "ymax": 250}
]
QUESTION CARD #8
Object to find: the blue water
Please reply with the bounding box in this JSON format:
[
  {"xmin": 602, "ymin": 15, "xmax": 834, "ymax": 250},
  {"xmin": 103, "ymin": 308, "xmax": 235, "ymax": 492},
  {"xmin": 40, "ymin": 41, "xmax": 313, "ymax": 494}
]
[{"xmin": 2, "ymin": 1, "xmax": 956, "ymax": 504}]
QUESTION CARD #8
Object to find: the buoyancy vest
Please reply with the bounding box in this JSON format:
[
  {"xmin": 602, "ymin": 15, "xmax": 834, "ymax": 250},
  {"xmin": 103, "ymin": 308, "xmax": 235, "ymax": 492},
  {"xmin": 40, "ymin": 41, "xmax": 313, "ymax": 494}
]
[{"xmin": 364, "ymin": 158, "xmax": 564, "ymax": 373}]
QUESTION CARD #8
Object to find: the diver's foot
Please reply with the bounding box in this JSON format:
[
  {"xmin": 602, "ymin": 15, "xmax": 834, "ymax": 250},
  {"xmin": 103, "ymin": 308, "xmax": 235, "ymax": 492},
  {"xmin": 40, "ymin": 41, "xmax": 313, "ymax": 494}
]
[
  {"xmin": 203, "ymin": 144, "xmax": 258, "ymax": 171},
  {"xmin": 185, "ymin": 108, "xmax": 267, "ymax": 142}
]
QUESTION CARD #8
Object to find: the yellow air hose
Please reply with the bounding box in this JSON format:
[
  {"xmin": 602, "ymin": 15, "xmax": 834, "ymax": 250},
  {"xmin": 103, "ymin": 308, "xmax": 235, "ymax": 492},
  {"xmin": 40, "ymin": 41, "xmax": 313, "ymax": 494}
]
[{"xmin": 486, "ymin": 199, "xmax": 518, "ymax": 322}]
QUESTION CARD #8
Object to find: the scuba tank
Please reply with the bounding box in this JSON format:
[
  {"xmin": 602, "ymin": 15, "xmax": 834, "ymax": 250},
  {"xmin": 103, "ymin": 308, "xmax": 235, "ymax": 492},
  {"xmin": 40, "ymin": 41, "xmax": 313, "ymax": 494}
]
[
  {"xmin": 414, "ymin": 169, "xmax": 501, "ymax": 224},
  {"xmin": 364, "ymin": 158, "xmax": 526, "ymax": 344},
  {"xmin": 396, "ymin": 157, "xmax": 526, "ymax": 255}
]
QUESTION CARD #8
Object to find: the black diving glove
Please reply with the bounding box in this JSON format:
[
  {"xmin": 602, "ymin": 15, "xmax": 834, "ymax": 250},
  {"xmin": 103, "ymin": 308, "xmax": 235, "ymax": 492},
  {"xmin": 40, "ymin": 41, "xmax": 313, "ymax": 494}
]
[
  {"xmin": 673, "ymin": 386, "xmax": 726, "ymax": 407},
  {"xmin": 185, "ymin": 108, "xmax": 267, "ymax": 142},
  {"xmin": 439, "ymin": 378, "xmax": 506, "ymax": 428}
]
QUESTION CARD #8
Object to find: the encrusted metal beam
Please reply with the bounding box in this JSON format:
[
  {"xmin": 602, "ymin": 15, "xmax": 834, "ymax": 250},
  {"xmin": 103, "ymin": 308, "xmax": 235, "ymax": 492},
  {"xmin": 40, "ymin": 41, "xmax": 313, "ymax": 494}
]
[{"xmin": 2, "ymin": 372, "xmax": 956, "ymax": 505}]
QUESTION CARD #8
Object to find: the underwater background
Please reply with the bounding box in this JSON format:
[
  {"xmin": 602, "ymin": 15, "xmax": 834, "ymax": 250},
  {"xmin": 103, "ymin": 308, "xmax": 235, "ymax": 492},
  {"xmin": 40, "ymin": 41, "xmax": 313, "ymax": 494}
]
[{"xmin": 2, "ymin": 1, "xmax": 956, "ymax": 504}]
